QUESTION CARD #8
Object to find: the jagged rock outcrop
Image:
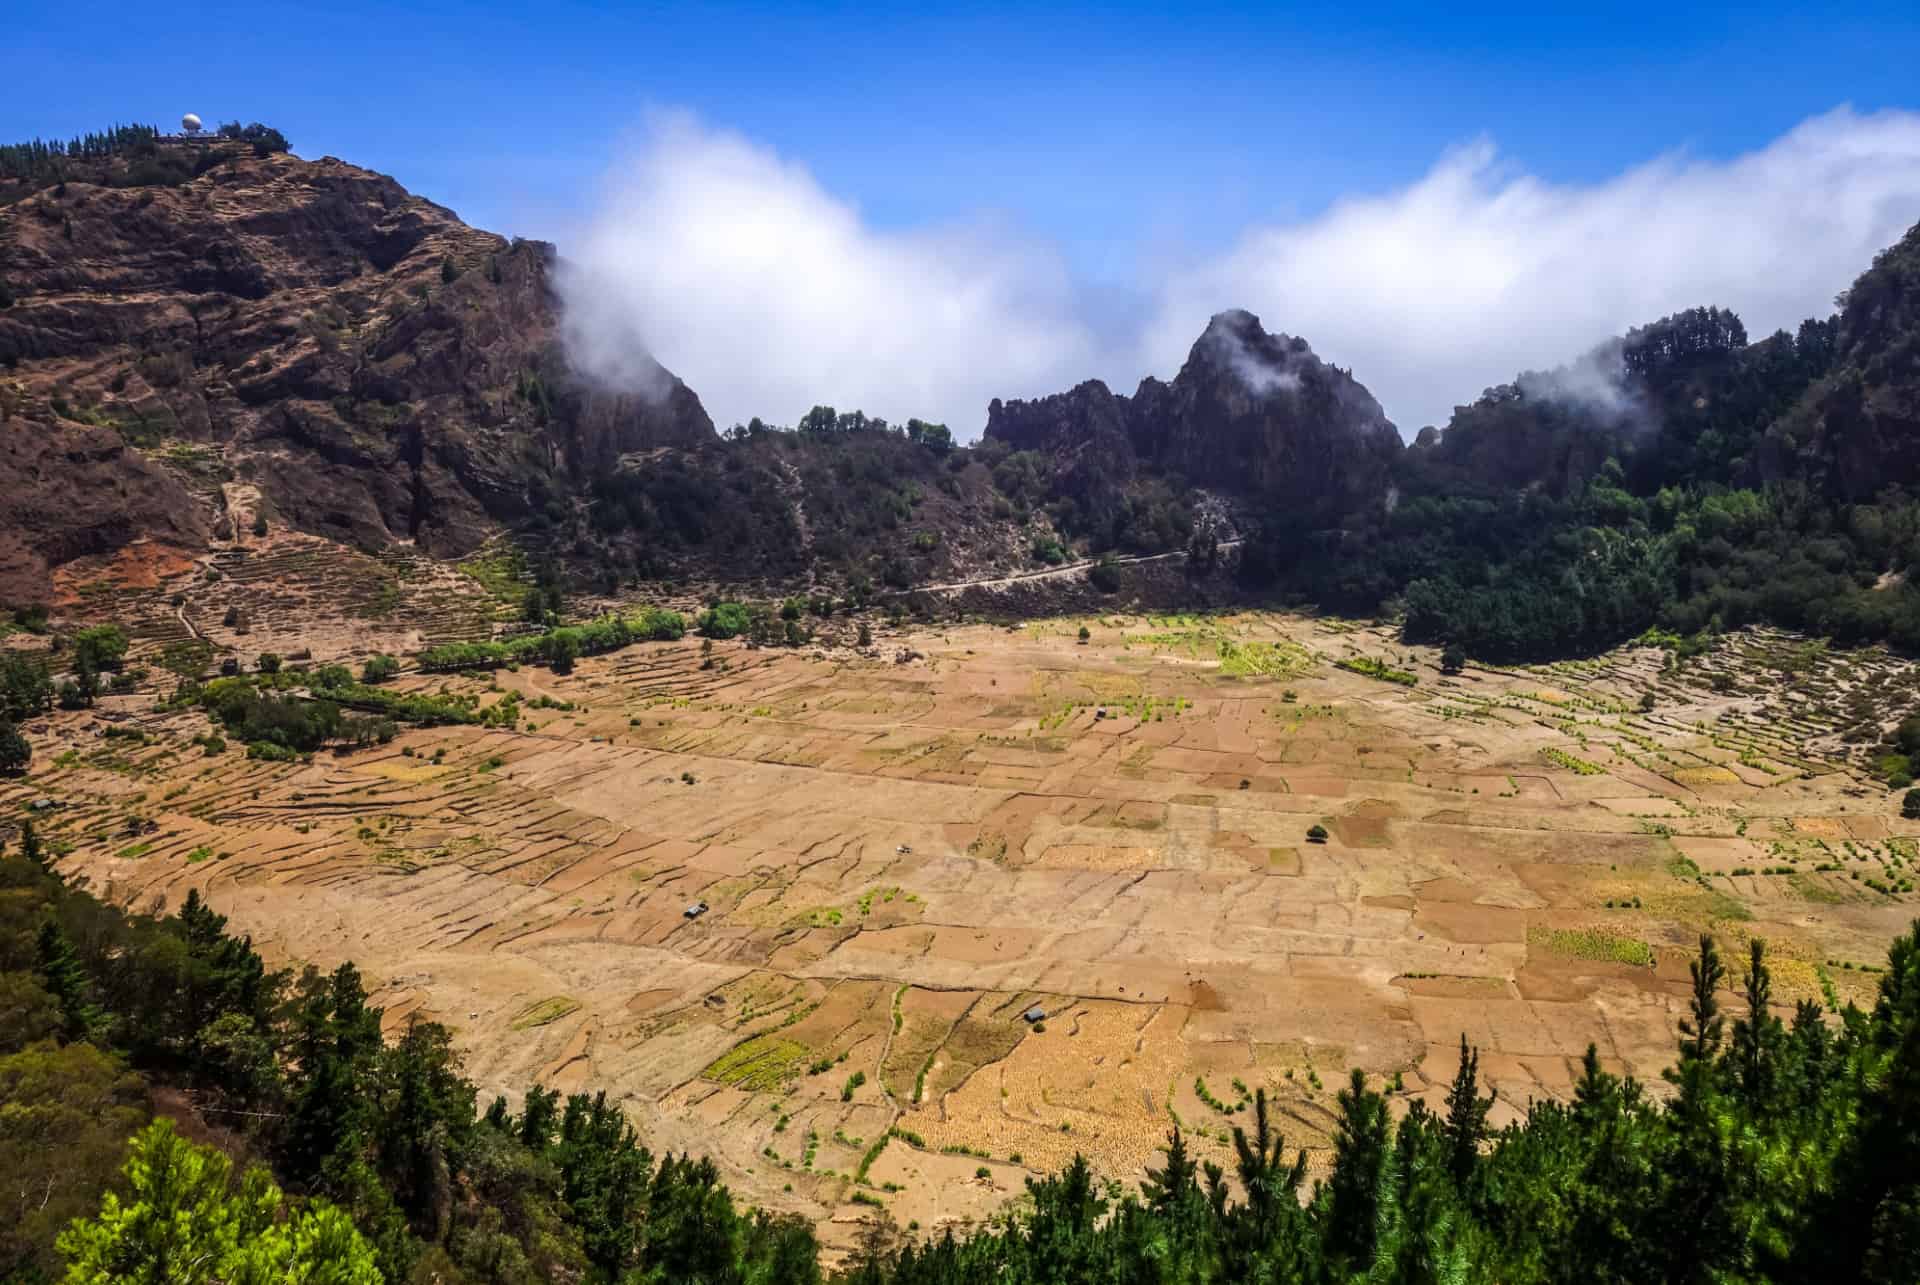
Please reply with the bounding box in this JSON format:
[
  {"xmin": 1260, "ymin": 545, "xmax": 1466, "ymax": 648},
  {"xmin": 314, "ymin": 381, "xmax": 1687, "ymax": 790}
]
[
  {"xmin": 1131, "ymin": 310, "xmax": 1401, "ymax": 516},
  {"xmin": 984, "ymin": 379, "xmax": 1138, "ymax": 532},
  {"xmin": 0, "ymin": 140, "xmax": 712, "ymax": 592},
  {"xmin": 985, "ymin": 309, "xmax": 1402, "ymax": 523}
]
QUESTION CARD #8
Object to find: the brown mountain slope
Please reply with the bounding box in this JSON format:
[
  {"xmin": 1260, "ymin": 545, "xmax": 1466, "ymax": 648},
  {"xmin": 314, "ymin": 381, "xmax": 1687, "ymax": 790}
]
[{"xmin": 0, "ymin": 142, "xmax": 710, "ymax": 602}]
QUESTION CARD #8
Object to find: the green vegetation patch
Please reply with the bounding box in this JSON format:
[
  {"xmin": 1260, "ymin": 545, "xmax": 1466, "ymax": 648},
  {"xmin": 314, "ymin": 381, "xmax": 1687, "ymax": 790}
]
[
  {"xmin": 1216, "ymin": 636, "xmax": 1313, "ymax": 678},
  {"xmin": 1335, "ymin": 656, "xmax": 1418, "ymax": 686},
  {"xmin": 509, "ymin": 997, "xmax": 581, "ymax": 1031},
  {"xmin": 703, "ymin": 1035, "xmax": 813, "ymax": 1091},
  {"xmin": 1543, "ymin": 747, "xmax": 1605, "ymax": 776},
  {"xmin": 1127, "ymin": 623, "xmax": 1312, "ymax": 679},
  {"xmin": 458, "ymin": 543, "xmax": 531, "ymax": 606},
  {"xmin": 1527, "ymin": 924, "xmax": 1655, "ymax": 967},
  {"xmin": 417, "ymin": 609, "xmax": 686, "ymax": 673}
]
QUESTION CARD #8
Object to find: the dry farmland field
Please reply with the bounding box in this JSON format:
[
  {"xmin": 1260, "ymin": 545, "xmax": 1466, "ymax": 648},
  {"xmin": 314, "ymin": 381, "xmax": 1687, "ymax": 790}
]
[{"xmin": 13, "ymin": 605, "xmax": 1920, "ymax": 1252}]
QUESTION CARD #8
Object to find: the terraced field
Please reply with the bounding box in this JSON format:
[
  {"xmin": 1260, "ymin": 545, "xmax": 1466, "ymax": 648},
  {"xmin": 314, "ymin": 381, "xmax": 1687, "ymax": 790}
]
[{"xmin": 12, "ymin": 607, "xmax": 1920, "ymax": 1253}]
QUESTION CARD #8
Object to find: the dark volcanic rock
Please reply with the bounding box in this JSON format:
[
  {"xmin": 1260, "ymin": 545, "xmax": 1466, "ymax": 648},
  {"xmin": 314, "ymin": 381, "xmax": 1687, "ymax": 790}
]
[
  {"xmin": 0, "ymin": 422, "xmax": 208, "ymax": 604},
  {"xmin": 1133, "ymin": 310, "xmax": 1401, "ymax": 518},
  {"xmin": 985, "ymin": 379, "xmax": 1138, "ymax": 530},
  {"xmin": 0, "ymin": 143, "xmax": 713, "ymax": 588},
  {"xmin": 985, "ymin": 309, "xmax": 1402, "ymax": 524}
]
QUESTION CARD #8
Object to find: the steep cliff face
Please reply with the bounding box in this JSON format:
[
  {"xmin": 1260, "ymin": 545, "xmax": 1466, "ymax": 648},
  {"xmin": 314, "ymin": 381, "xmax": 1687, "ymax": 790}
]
[
  {"xmin": 1763, "ymin": 219, "xmax": 1920, "ymax": 499},
  {"xmin": 1132, "ymin": 310, "xmax": 1401, "ymax": 517},
  {"xmin": 984, "ymin": 379, "xmax": 1138, "ymax": 532},
  {"xmin": 0, "ymin": 423, "xmax": 208, "ymax": 604},
  {"xmin": 984, "ymin": 309, "xmax": 1402, "ymax": 524},
  {"xmin": 0, "ymin": 141, "xmax": 711, "ymax": 594}
]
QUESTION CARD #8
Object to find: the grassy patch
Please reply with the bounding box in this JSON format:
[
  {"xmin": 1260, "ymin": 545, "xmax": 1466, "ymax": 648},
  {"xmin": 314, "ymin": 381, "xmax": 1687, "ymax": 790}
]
[
  {"xmin": 1527, "ymin": 924, "xmax": 1655, "ymax": 967},
  {"xmin": 1335, "ymin": 656, "xmax": 1418, "ymax": 686},
  {"xmin": 458, "ymin": 542, "xmax": 530, "ymax": 607},
  {"xmin": 855, "ymin": 1132, "xmax": 891, "ymax": 1182},
  {"xmin": 858, "ymin": 886, "xmax": 901, "ymax": 916},
  {"xmin": 509, "ymin": 997, "xmax": 581, "ymax": 1030},
  {"xmin": 1788, "ymin": 872, "xmax": 1848, "ymax": 905},
  {"xmin": 967, "ymin": 832, "xmax": 1008, "ymax": 863},
  {"xmin": 1700, "ymin": 888, "xmax": 1755, "ymax": 923},
  {"xmin": 1216, "ymin": 636, "xmax": 1313, "ymax": 678},
  {"xmin": 703, "ymin": 1035, "xmax": 812, "ymax": 1091},
  {"xmin": 1543, "ymin": 747, "xmax": 1605, "ymax": 776}
]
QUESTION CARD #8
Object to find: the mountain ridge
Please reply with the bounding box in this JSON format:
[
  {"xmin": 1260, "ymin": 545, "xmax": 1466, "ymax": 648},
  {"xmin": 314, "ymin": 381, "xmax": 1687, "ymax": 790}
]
[
  {"xmin": 5, "ymin": 131, "xmax": 1920, "ymax": 663},
  {"xmin": 0, "ymin": 139, "xmax": 713, "ymax": 601}
]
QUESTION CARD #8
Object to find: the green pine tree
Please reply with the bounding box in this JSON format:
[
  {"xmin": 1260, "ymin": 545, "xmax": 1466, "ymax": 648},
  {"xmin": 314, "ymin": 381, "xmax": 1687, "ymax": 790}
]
[
  {"xmin": 36, "ymin": 918, "xmax": 106, "ymax": 1041},
  {"xmin": 1443, "ymin": 1033, "xmax": 1494, "ymax": 1187},
  {"xmin": 57, "ymin": 1119, "xmax": 379, "ymax": 1283}
]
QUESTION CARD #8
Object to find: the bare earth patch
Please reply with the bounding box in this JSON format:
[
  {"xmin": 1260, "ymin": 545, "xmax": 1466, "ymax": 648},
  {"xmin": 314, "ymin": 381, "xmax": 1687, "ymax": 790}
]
[{"xmin": 17, "ymin": 608, "xmax": 1920, "ymax": 1253}]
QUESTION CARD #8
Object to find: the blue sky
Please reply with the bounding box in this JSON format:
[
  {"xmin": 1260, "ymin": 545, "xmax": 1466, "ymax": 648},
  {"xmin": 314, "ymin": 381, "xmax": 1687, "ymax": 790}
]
[
  {"xmin": 12, "ymin": 2, "xmax": 1918, "ymax": 263},
  {"xmin": 12, "ymin": 3, "xmax": 1920, "ymax": 431}
]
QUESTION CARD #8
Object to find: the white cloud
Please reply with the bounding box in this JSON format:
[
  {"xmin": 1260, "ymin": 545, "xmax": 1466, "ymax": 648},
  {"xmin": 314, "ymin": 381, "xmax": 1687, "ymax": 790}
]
[
  {"xmin": 1145, "ymin": 107, "xmax": 1920, "ymax": 432},
  {"xmin": 560, "ymin": 107, "xmax": 1920, "ymax": 440},
  {"xmin": 557, "ymin": 113, "xmax": 1101, "ymax": 434}
]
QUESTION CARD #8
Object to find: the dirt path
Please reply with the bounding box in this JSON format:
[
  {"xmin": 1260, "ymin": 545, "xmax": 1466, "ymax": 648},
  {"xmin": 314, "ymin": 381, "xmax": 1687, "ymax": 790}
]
[
  {"xmin": 889, "ymin": 539, "xmax": 1244, "ymax": 597},
  {"xmin": 776, "ymin": 457, "xmax": 814, "ymax": 562}
]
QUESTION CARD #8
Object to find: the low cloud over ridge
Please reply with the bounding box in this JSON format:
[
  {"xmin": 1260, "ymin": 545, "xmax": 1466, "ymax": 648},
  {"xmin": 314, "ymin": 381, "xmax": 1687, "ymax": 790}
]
[
  {"xmin": 557, "ymin": 114, "xmax": 1101, "ymax": 434},
  {"xmin": 560, "ymin": 107, "xmax": 1920, "ymax": 437}
]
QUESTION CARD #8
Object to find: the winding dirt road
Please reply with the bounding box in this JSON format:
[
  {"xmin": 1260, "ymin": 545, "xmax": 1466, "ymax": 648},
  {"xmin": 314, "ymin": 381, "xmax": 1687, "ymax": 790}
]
[{"xmin": 889, "ymin": 539, "xmax": 1243, "ymax": 597}]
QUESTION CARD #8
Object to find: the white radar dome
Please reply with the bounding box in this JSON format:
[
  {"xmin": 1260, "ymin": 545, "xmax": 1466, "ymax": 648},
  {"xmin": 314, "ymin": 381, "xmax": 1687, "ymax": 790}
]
[{"xmin": 182, "ymin": 113, "xmax": 202, "ymax": 133}]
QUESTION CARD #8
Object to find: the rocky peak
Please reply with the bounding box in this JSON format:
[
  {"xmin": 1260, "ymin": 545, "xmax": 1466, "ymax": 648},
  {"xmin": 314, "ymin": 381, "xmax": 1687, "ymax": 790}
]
[
  {"xmin": 1132, "ymin": 309, "xmax": 1400, "ymax": 517},
  {"xmin": 985, "ymin": 379, "xmax": 1133, "ymax": 462},
  {"xmin": 1188, "ymin": 308, "xmax": 1319, "ymax": 393},
  {"xmin": 978, "ymin": 311, "xmax": 1404, "ymax": 532}
]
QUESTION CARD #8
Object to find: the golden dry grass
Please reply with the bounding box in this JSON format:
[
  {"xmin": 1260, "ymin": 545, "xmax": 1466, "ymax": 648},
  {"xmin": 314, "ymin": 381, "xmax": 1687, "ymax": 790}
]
[{"xmin": 20, "ymin": 603, "xmax": 1920, "ymax": 1239}]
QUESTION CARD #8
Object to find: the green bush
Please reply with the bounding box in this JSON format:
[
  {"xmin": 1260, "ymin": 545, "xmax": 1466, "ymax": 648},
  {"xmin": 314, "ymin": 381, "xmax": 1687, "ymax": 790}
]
[
  {"xmin": 72, "ymin": 624, "xmax": 128, "ymax": 671},
  {"xmin": 416, "ymin": 610, "xmax": 686, "ymax": 673},
  {"xmin": 1335, "ymin": 656, "xmax": 1418, "ymax": 686},
  {"xmin": 0, "ymin": 651, "xmax": 53, "ymax": 721},
  {"xmin": 698, "ymin": 602, "xmax": 752, "ymax": 640},
  {"xmin": 59, "ymin": 1120, "xmax": 378, "ymax": 1282},
  {"xmin": 0, "ymin": 719, "xmax": 29, "ymax": 774}
]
